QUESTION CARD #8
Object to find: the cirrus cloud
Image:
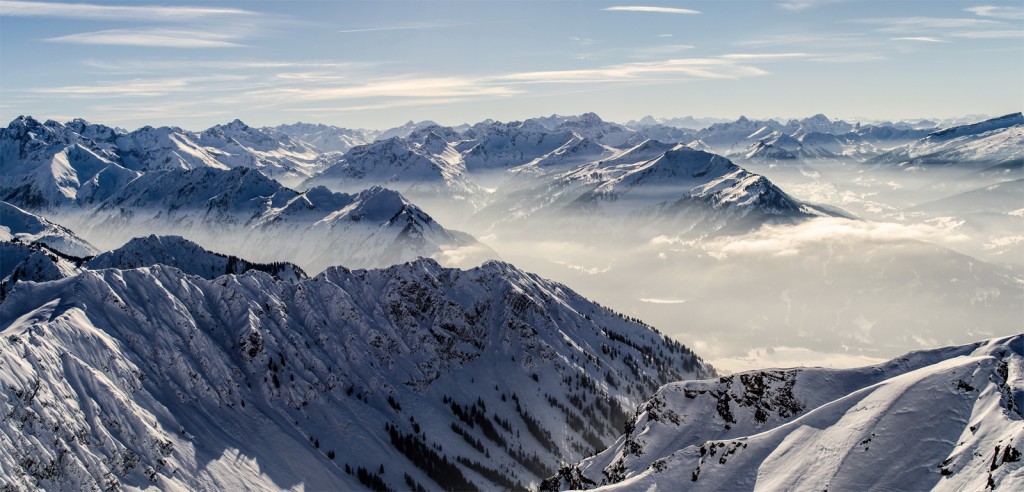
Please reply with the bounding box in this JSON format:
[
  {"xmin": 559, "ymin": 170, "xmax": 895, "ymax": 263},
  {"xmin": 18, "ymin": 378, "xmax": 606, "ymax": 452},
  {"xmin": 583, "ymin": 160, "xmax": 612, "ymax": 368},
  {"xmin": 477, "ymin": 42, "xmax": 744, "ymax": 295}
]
[{"xmin": 603, "ymin": 6, "xmax": 700, "ymax": 15}]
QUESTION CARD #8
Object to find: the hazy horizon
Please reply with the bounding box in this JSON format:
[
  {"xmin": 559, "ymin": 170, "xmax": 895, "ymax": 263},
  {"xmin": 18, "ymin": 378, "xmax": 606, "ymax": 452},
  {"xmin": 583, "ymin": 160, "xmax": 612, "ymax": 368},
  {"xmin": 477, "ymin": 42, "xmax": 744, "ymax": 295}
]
[{"xmin": 2, "ymin": 0, "xmax": 1021, "ymax": 130}]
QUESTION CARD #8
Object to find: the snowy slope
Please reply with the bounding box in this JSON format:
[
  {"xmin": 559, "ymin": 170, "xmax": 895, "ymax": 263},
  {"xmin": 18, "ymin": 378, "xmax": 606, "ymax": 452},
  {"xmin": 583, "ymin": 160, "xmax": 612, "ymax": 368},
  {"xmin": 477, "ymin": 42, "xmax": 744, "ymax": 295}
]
[
  {"xmin": 68, "ymin": 167, "xmax": 491, "ymax": 272},
  {"xmin": 461, "ymin": 127, "xmax": 581, "ymax": 174},
  {"xmin": 0, "ymin": 240, "xmax": 82, "ymax": 299},
  {"xmin": 625, "ymin": 115, "xmax": 730, "ymax": 131},
  {"xmin": 873, "ymin": 113, "xmax": 1024, "ymax": 167},
  {"xmin": 0, "ymin": 116, "xmax": 139, "ymax": 209},
  {"xmin": 545, "ymin": 335, "xmax": 1024, "ymax": 491},
  {"xmin": 86, "ymin": 235, "xmax": 306, "ymax": 282},
  {"xmin": 694, "ymin": 115, "xmax": 921, "ymax": 159},
  {"xmin": 0, "ymin": 201, "xmax": 97, "ymax": 257},
  {"xmin": 106, "ymin": 119, "xmax": 330, "ymax": 185},
  {"xmin": 301, "ymin": 135, "xmax": 485, "ymax": 210},
  {"xmin": 742, "ymin": 139, "xmax": 799, "ymax": 162},
  {"xmin": 545, "ymin": 113, "xmax": 640, "ymax": 148},
  {"xmin": 1, "ymin": 116, "xmax": 336, "ymax": 206},
  {"xmin": 738, "ymin": 131, "xmax": 875, "ymax": 163},
  {"xmin": 507, "ymin": 136, "xmax": 617, "ymax": 177},
  {"xmin": 0, "ymin": 258, "xmax": 712, "ymax": 491},
  {"xmin": 373, "ymin": 120, "xmax": 440, "ymax": 141},
  {"xmin": 2, "ymin": 234, "xmax": 305, "ymax": 300},
  {"xmin": 268, "ymin": 122, "xmax": 372, "ymax": 154},
  {"xmin": 694, "ymin": 116, "xmax": 785, "ymax": 155},
  {"xmin": 475, "ymin": 145, "xmax": 830, "ymax": 239}
]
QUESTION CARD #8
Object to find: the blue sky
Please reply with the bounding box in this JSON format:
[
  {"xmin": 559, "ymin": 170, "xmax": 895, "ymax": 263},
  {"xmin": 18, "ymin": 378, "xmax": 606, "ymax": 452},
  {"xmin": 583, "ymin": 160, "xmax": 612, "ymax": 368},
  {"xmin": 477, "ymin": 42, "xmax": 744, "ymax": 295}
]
[{"xmin": 1, "ymin": 0, "xmax": 1021, "ymax": 130}]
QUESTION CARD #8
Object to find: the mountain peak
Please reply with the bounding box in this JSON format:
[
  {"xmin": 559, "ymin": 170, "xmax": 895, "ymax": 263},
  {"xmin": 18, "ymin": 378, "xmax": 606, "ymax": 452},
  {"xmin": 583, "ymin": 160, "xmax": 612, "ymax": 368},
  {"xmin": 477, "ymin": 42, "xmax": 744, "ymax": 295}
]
[{"xmin": 351, "ymin": 186, "xmax": 412, "ymax": 222}]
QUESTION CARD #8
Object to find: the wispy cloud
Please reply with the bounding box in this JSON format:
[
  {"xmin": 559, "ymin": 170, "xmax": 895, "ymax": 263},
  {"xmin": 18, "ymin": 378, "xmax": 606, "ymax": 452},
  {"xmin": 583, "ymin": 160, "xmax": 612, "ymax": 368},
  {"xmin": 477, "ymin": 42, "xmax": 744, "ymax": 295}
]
[
  {"xmin": 569, "ymin": 36, "xmax": 598, "ymax": 46},
  {"xmin": 890, "ymin": 36, "xmax": 949, "ymax": 43},
  {"xmin": 28, "ymin": 75, "xmax": 249, "ymax": 97},
  {"xmin": 809, "ymin": 53, "xmax": 886, "ymax": 63},
  {"xmin": 777, "ymin": 0, "xmax": 843, "ymax": 11},
  {"xmin": 950, "ymin": 30, "xmax": 1024, "ymax": 39},
  {"xmin": 501, "ymin": 58, "xmax": 767, "ymax": 83},
  {"xmin": 736, "ymin": 32, "xmax": 866, "ymax": 48},
  {"xmin": 282, "ymin": 97, "xmax": 470, "ymax": 113},
  {"xmin": 274, "ymin": 72, "xmax": 348, "ymax": 82},
  {"xmin": 603, "ymin": 6, "xmax": 700, "ymax": 15},
  {"xmin": 338, "ymin": 23, "xmax": 465, "ymax": 34},
  {"xmin": 80, "ymin": 59, "xmax": 374, "ymax": 74},
  {"xmin": 47, "ymin": 29, "xmax": 245, "ymax": 48},
  {"xmin": 628, "ymin": 44, "xmax": 696, "ymax": 58},
  {"xmin": 197, "ymin": 54, "xmax": 781, "ymax": 113},
  {"xmin": 0, "ymin": 0, "xmax": 251, "ymax": 20},
  {"xmin": 965, "ymin": 5, "xmax": 1024, "ymax": 20},
  {"xmin": 720, "ymin": 52, "xmax": 811, "ymax": 60},
  {"xmin": 2, "ymin": 0, "xmax": 270, "ymax": 49},
  {"xmin": 249, "ymin": 76, "xmax": 520, "ymax": 101},
  {"xmin": 639, "ymin": 298, "xmax": 688, "ymax": 304},
  {"xmin": 854, "ymin": 16, "xmax": 1003, "ymax": 32}
]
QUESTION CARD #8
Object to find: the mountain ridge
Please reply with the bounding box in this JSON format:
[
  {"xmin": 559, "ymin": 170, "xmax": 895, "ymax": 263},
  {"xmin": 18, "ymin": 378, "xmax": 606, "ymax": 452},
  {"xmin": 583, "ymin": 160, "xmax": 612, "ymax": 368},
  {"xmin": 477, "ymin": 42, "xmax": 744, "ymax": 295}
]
[{"xmin": 1, "ymin": 257, "xmax": 711, "ymax": 490}]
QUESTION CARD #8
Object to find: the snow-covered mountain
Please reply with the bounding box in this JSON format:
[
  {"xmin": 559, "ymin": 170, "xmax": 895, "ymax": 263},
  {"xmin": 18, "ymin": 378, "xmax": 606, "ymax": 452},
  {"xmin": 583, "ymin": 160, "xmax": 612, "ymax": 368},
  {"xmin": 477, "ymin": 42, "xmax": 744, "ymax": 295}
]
[
  {"xmin": 194, "ymin": 119, "xmax": 328, "ymax": 185},
  {"xmin": 0, "ymin": 116, "xmax": 139, "ymax": 209},
  {"xmin": 67, "ymin": 167, "xmax": 490, "ymax": 272},
  {"xmin": 301, "ymin": 134, "xmax": 486, "ymax": 212},
  {"xmin": 0, "ymin": 201, "xmax": 97, "ymax": 257},
  {"xmin": 268, "ymin": 122, "xmax": 372, "ymax": 154},
  {"xmin": 373, "ymin": 119, "xmax": 441, "ymax": 141},
  {"xmin": 739, "ymin": 130, "xmax": 880, "ymax": 163},
  {"xmin": 692, "ymin": 114, "xmax": 935, "ymax": 159},
  {"xmin": 0, "ymin": 240, "xmax": 82, "ymax": 300},
  {"xmin": 872, "ymin": 113, "xmax": 1024, "ymax": 167},
  {"xmin": 85, "ymin": 235, "xmax": 306, "ymax": 282},
  {"xmin": 742, "ymin": 139, "xmax": 799, "ymax": 162},
  {"xmin": 1, "ymin": 234, "xmax": 306, "ymax": 299},
  {"xmin": 543, "ymin": 113, "xmax": 640, "ymax": 147},
  {"xmin": 0, "ymin": 201, "xmax": 94, "ymax": 299},
  {"xmin": 1, "ymin": 116, "xmax": 332, "ymax": 204},
  {"xmin": 476, "ymin": 144, "xmax": 831, "ymax": 239},
  {"xmin": 0, "ymin": 258, "xmax": 711, "ymax": 490},
  {"xmin": 460, "ymin": 121, "xmax": 584, "ymax": 174},
  {"xmin": 626, "ymin": 115, "xmax": 731, "ymax": 131},
  {"xmin": 545, "ymin": 335, "xmax": 1023, "ymax": 491}
]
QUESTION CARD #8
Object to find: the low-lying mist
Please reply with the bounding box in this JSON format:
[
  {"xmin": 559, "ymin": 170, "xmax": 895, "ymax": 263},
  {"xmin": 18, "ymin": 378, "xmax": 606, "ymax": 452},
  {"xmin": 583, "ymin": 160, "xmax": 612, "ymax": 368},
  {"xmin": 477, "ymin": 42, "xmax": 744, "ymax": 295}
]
[
  {"xmin": 48, "ymin": 155, "xmax": 1022, "ymax": 375},
  {"xmin": 473, "ymin": 216, "xmax": 1022, "ymax": 373}
]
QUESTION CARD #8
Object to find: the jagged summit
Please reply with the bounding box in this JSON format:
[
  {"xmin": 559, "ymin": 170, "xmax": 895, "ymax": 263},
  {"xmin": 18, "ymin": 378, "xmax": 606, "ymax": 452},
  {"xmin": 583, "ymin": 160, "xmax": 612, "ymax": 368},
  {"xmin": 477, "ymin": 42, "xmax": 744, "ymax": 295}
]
[{"xmin": 1, "ymin": 256, "xmax": 710, "ymax": 490}]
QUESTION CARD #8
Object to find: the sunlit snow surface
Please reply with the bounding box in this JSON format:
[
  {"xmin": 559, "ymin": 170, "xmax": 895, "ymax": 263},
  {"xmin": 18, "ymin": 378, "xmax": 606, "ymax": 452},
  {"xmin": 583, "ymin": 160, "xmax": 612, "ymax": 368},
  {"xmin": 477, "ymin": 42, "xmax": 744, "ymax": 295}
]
[{"xmin": 548, "ymin": 335, "xmax": 1023, "ymax": 491}]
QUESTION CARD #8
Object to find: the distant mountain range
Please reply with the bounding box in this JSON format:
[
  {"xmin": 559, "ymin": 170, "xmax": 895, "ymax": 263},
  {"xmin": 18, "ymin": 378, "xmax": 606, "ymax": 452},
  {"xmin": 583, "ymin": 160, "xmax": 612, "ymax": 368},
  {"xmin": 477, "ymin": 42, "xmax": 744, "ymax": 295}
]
[
  {"xmin": 1, "ymin": 111, "xmax": 1022, "ymax": 491},
  {"xmin": 4, "ymin": 111, "xmax": 1021, "ymax": 269}
]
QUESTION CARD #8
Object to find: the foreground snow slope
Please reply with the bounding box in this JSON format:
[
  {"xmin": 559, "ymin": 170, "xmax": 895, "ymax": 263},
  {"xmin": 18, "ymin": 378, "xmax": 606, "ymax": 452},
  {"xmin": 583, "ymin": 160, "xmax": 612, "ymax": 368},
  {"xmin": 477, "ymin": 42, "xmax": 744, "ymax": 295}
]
[
  {"xmin": 545, "ymin": 335, "xmax": 1023, "ymax": 491},
  {"xmin": 0, "ymin": 258, "xmax": 711, "ymax": 490}
]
